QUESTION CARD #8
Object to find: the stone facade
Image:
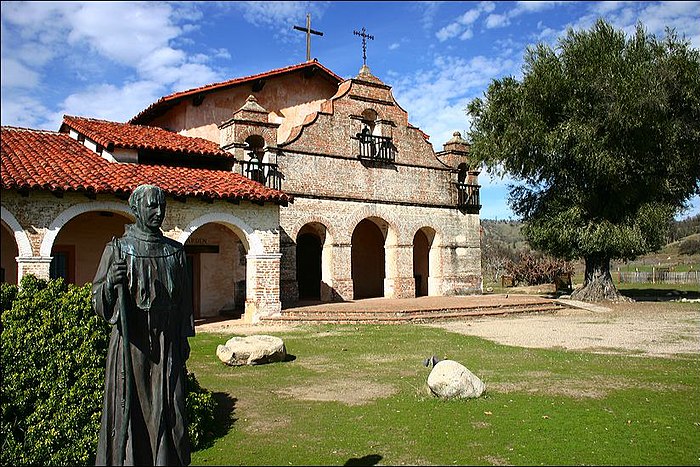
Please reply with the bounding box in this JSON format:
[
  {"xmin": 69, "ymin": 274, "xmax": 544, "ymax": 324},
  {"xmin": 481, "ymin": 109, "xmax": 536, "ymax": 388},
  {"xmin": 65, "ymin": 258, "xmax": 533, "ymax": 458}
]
[
  {"xmin": 1, "ymin": 60, "xmax": 483, "ymax": 321},
  {"xmin": 152, "ymin": 62, "xmax": 483, "ymax": 307}
]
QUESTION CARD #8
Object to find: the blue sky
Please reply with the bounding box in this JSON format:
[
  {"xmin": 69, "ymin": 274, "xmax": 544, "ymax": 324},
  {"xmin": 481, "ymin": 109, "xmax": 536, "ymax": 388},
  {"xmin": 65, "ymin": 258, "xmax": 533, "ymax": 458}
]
[{"xmin": 2, "ymin": 1, "xmax": 699, "ymax": 220}]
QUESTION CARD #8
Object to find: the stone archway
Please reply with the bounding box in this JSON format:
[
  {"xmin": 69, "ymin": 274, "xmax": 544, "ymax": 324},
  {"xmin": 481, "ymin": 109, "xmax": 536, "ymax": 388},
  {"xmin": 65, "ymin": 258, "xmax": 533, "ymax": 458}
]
[
  {"xmin": 413, "ymin": 227, "xmax": 436, "ymax": 297},
  {"xmin": 297, "ymin": 232, "xmax": 322, "ymax": 300},
  {"xmin": 40, "ymin": 202, "xmax": 133, "ymax": 257},
  {"xmin": 1, "ymin": 220, "xmax": 19, "ymax": 284},
  {"xmin": 50, "ymin": 210, "xmax": 133, "ymax": 284},
  {"xmin": 351, "ymin": 217, "xmax": 387, "ymax": 299},
  {"xmin": 183, "ymin": 222, "xmax": 247, "ymax": 319}
]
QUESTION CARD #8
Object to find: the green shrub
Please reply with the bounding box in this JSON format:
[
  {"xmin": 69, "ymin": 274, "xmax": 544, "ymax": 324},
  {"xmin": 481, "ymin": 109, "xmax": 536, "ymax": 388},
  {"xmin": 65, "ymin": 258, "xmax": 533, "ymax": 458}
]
[
  {"xmin": 186, "ymin": 371, "xmax": 216, "ymax": 450},
  {"xmin": 1, "ymin": 275, "xmax": 216, "ymax": 465},
  {"xmin": 0, "ymin": 281, "xmax": 18, "ymax": 316}
]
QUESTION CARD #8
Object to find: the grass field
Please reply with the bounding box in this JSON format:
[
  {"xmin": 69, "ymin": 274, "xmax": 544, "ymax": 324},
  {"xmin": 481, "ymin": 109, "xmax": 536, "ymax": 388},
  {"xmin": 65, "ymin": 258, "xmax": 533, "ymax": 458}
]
[{"xmin": 187, "ymin": 319, "xmax": 700, "ymax": 466}]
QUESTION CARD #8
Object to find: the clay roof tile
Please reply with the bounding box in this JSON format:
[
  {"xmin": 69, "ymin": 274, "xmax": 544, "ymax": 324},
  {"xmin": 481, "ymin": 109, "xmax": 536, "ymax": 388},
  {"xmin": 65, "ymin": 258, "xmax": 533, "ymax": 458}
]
[{"xmin": 1, "ymin": 126, "xmax": 291, "ymax": 205}]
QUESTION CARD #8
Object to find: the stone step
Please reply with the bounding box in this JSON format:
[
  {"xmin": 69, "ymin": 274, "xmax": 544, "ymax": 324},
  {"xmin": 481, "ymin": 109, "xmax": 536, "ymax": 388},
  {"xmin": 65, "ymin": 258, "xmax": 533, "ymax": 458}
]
[{"xmin": 261, "ymin": 303, "xmax": 566, "ymax": 324}]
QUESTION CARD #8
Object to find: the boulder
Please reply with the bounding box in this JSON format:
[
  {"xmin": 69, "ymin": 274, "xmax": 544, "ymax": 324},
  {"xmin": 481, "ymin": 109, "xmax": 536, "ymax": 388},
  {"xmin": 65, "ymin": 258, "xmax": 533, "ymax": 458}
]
[
  {"xmin": 216, "ymin": 335, "xmax": 286, "ymax": 366},
  {"xmin": 427, "ymin": 359, "xmax": 485, "ymax": 399}
]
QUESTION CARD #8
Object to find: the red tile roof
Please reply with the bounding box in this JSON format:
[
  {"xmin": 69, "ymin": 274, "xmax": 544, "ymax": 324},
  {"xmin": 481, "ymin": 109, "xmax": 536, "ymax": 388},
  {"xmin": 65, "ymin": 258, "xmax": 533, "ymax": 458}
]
[
  {"xmin": 130, "ymin": 60, "xmax": 343, "ymax": 124},
  {"xmin": 1, "ymin": 127, "xmax": 291, "ymax": 205},
  {"xmin": 61, "ymin": 115, "xmax": 233, "ymax": 159}
]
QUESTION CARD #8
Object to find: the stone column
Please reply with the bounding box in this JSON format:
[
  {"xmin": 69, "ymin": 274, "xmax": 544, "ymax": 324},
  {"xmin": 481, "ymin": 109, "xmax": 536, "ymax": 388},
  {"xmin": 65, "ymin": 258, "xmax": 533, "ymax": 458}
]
[
  {"xmin": 244, "ymin": 253, "xmax": 282, "ymax": 323},
  {"xmin": 330, "ymin": 243, "xmax": 353, "ymax": 301},
  {"xmin": 279, "ymin": 235, "xmax": 298, "ymax": 308},
  {"xmin": 384, "ymin": 244, "xmax": 415, "ymax": 299},
  {"xmin": 16, "ymin": 256, "xmax": 52, "ymax": 283},
  {"xmin": 440, "ymin": 244, "xmax": 482, "ymax": 295}
]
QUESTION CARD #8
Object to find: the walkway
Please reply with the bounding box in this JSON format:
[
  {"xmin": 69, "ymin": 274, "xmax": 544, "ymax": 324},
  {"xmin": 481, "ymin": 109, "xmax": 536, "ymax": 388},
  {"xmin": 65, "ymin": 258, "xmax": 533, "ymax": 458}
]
[{"xmin": 260, "ymin": 294, "xmax": 568, "ymax": 324}]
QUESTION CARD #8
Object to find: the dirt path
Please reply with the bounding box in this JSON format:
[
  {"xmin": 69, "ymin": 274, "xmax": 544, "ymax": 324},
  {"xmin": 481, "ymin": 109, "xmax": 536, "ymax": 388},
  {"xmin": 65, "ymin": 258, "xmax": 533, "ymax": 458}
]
[
  {"xmin": 424, "ymin": 301, "xmax": 700, "ymax": 358},
  {"xmin": 197, "ymin": 301, "xmax": 700, "ymax": 358}
]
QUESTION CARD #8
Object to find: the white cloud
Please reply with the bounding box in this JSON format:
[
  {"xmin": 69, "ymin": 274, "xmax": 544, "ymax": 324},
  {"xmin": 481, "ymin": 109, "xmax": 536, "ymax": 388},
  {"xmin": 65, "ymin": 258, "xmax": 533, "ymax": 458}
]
[
  {"xmin": 413, "ymin": 1, "xmax": 443, "ymax": 30},
  {"xmin": 1, "ymin": 58, "xmax": 39, "ymax": 88},
  {"xmin": 434, "ymin": 1, "xmax": 497, "ymax": 42},
  {"xmin": 436, "ymin": 22, "xmax": 462, "ymax": 42},
  {"xmin": 0, "ymin": 2, "xmax": 229, "ymax": 128},
  {"xmin": 52, "ymin": 81, "xmax": 165, "ymax": 127},
  {"xmin": 459, "ymin": 29, "xmax": 474, "ymax": 41},
  {"xmin": 513, "ymin": 1, "xmax": 565, "ymax": 14},
  {"xmin": 392, "ymin": 54, "xmax": 517, "ymax": 146},
  {"xmin": 0, "ymin": 94, "xmax": 51, "ymax": 129},
  {"xmin": 389, "ymin": 42, "xmax": 400, "ymax": 50},
  {"xmin": 485, "ymin": 13, "xmax": 509, "ymax": 29},
  {"xmin": 65, "ymin": 2, "xmax": 182, "ymax": 65}
]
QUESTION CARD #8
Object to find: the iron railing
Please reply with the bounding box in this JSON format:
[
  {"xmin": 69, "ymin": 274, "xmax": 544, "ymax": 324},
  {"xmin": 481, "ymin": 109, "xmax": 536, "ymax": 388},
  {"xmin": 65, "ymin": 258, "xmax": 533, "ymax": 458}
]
[
  {"xmin": 356, "ymin": 132, "xmax": 396, "ymax": 162},
  {"xmin": 238, "ymin": 160, "xmax": 282, "ymax": 191},
  {"xmin": 456, "ymin": 182, "xmax": 481, "ymax": 211}
]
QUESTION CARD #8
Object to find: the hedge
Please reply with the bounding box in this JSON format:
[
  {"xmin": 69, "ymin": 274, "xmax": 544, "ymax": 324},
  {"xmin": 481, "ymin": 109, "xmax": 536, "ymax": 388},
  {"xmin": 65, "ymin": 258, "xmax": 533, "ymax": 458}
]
[{"xmin": 1, "ymin": 276, "xmax": 215, "ymax": 466}]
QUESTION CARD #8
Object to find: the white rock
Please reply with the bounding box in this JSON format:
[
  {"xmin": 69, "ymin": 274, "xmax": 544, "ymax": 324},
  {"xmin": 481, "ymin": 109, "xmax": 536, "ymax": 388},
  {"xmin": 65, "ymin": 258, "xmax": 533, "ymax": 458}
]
[
  {"xmin": 216, "ymin": 335, "xmax": 286, "ymax": 366},
  {"xmin": 427, "ymin": 360, "xmax": 486, "ymax": 399}
]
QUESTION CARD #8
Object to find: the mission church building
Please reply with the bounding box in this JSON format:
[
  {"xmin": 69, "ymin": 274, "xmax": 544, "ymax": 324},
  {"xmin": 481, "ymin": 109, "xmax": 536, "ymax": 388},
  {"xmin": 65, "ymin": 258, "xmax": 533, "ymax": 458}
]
[{"xmin": 1, "ymin": 59, "xmax": 482, "ymax": 323}]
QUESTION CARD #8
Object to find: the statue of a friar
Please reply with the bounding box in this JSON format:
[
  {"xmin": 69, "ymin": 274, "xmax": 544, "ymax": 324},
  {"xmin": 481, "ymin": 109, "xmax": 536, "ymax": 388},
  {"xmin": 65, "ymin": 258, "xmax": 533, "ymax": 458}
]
[{"xmin": 92, "ymin": 184, "xmax": 194, "ymax": 466}]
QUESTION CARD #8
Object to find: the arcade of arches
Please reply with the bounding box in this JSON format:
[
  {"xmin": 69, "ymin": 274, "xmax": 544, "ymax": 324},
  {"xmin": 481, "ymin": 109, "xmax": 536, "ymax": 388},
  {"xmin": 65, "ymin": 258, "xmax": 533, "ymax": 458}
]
[
  {"xmin": 292, "ymin": 217, "xmax": 440, "ymax": 303},
  {"xmin": 1, "ymin": 191, "xmax": 283, "ymax": 323}
]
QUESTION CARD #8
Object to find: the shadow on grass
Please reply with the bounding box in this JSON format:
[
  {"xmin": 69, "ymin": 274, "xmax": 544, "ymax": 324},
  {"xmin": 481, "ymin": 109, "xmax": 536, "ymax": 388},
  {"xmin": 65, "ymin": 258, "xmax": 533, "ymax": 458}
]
[
  {"xmin": 196, "ymin": 392, "xmax": 237, "ymax": 451},
  {"xmin": 620, "ymin": 288, "xmax": 700, "ymax": 301},
  {"xmin": 344, "ymin": 454, "xmax": 383, "ymax": 466}
]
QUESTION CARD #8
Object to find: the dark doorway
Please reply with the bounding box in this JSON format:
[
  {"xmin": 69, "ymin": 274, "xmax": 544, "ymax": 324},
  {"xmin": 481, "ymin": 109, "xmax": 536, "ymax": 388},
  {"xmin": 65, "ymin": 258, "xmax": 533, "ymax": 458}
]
[
  {"xmin": 352, "ymin": 219, "xmax": 385, "ymax": 299},
  {"xmin": 297, "ymin": 233, "xmax": 322, "ymax": 300},
  {"xmin": 413, "ymin": 230, "xmax": 430, "ymax": 297}
]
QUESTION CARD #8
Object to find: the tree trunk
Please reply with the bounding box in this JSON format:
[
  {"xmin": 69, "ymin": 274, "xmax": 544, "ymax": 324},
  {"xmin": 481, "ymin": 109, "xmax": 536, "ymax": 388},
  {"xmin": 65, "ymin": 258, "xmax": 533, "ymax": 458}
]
[{"xmin": 570, "ymin": 256, "xmax": 632, "ymax": 302}]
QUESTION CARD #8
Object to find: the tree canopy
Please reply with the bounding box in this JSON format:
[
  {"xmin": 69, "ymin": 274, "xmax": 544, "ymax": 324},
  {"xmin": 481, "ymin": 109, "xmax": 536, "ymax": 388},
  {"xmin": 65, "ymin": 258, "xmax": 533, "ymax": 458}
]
[{"xmin": 467, "ymin": 19, "xmax": 700, "ymax": 300}]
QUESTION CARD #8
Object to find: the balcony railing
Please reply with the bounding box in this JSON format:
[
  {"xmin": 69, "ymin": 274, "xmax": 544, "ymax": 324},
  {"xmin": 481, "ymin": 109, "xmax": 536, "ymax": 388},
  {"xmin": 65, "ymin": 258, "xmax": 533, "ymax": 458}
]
[
  {"xmin": 238, "ymin": 160, "xmax": 282, "ymax": 191},
  {"xmin": 356, "ymin": 132, "xmax": 396, "ymax": 163},
  {"xmin": 456, "ymin": 183, "xmax": 481, "ymax": 211}
]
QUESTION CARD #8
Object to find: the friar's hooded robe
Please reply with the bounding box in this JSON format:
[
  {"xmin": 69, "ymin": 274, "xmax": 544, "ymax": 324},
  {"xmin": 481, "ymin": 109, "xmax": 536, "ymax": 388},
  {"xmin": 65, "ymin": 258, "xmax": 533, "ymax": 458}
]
[{"xmin": 92, "ymin": 224, "xmax": 194, "ymax": 466}]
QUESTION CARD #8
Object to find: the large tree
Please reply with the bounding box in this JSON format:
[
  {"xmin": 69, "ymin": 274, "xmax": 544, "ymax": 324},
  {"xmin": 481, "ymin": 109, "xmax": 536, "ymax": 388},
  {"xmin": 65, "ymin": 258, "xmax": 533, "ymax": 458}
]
[{"xmin": 467, "ymin": 19, "xmax": 700, "ymax": 301}]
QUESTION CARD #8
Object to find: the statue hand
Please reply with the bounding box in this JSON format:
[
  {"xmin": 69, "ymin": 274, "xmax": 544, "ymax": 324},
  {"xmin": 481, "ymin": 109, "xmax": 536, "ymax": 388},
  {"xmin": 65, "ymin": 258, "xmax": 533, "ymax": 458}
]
[{"xmin": 107, "ymin": 260, "xmax": 127, "ymax": 291}]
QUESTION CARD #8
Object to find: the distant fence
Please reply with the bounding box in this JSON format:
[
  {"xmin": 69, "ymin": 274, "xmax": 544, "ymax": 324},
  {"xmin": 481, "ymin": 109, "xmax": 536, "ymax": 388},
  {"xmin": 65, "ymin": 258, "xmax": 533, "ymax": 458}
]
[{"xmin": 617, "ymin": 269, "xmax": 699, "ymax": 284}]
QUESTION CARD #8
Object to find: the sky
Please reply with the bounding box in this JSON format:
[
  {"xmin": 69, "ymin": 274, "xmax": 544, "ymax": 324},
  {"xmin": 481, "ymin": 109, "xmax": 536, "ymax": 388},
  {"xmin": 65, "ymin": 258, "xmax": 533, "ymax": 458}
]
[{"xmin": 2, "ymin": 1, "xmax": 699, "ymax": 220}]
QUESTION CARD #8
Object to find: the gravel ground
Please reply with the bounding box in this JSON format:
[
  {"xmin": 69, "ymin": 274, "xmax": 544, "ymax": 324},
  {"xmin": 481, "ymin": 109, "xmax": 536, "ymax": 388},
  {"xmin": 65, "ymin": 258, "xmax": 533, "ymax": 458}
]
[
  {"xmin": 197, "ymin": 300, "xmax": 700, "ymax": 358},
  {"xmin": 424, "ymin": 300, "xmax": 700, "ymax": 358}
]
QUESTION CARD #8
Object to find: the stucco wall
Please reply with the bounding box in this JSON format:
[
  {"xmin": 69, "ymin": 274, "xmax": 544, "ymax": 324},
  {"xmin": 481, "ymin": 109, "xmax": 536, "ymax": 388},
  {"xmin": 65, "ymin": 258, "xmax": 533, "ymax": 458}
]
[{"xmin": 147, "ymin": 71, "xmax": 339, "ymax": 145}]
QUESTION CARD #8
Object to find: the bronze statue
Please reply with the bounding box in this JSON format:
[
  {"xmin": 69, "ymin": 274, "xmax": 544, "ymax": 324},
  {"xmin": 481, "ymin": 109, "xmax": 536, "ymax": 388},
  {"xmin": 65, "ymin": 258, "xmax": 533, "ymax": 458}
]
[{"xmin": 92, "ymin": 184, "xmax": 194, "ymax": 466}]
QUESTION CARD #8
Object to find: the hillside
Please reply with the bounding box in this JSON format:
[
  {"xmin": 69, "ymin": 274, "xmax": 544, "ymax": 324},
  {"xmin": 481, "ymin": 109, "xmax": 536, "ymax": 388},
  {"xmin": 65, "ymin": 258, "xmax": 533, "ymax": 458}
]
[{"xmin": 480, "ymin": 218, "xmax": 700, "ymax": 280}]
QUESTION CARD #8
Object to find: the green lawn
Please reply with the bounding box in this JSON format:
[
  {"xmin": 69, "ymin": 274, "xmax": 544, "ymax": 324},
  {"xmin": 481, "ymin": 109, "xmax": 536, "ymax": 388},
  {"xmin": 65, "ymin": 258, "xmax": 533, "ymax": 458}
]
[{"xmin": 187, "ymin": 319, "xmax": 700, "ymax": 466}]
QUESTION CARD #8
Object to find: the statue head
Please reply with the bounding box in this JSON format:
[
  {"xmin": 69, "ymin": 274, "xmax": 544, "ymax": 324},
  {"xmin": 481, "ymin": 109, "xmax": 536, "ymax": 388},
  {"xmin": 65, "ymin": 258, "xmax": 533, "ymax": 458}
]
[{"xmin": 129, "ymin": 184, "xmax": 166, "ymax": 233}]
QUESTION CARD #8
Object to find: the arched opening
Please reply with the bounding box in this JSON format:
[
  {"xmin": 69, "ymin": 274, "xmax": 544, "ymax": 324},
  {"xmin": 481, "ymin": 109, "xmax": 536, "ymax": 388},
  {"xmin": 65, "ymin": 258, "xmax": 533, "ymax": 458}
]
[
  {"xmin": 352, "ymin": 218, "xmax": 386, "ymax": 299},
  {"xmin": 361, "ymin": 108, "xmax": 378, "ymax": 135},
  {"xmin": 297, "ymin": 233, "xmax": 322, "ymax": 301},
  {"xmin": 413, "ymin": 228, "xmax": 435, "ymax": 297},
  {"xmin": 1, "ymin": 221, "xmax": 19, "ymax": 284},
  {"xmin": 244, "ymin": 134, "xmax": 266, "ymax": 184},
  {"xmin": 185, "ymin": 223, "xmax": 247, "ymax": 320},
  {"xmin": 50, "ymin": 211, "xmax": 132, "ymax": 285}
]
